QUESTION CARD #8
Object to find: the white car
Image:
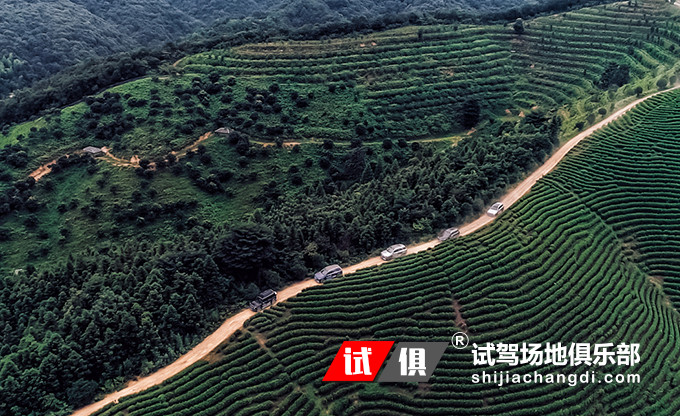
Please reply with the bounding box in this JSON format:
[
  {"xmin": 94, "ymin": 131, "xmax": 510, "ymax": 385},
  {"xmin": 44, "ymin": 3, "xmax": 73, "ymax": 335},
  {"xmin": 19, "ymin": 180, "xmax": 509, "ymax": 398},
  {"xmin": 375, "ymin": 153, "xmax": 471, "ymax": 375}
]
[
  {"xmin": 438, "ymin": 227, "xmax": 460, "ymax": 241},
  {"xmin": 381, "ymin": 244, "xmax": 407, "ymax": 261},
  {"xmin": 487, "ymin": 202, "xmax": 504, "ymax": 216}
]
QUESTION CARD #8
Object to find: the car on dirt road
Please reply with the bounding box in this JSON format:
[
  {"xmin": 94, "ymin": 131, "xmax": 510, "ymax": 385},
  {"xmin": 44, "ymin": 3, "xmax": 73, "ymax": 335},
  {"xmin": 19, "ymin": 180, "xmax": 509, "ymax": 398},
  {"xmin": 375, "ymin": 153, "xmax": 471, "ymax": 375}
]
[
  {"xmin": 487, "ymin": 202, "xmax": 504, "ymax": 216},
  {"xmin": 381, "ymin": 244, "xmax": 407, "ymax": 261},
  {"xmin": 438, "ymin": 227, "xmax": 461, "ymax": 241},
  {"xmin": 314, "ymin": 264, "xmax": 343, "ymax": 283},
  {"xmin": 249, "ymin": 289, "xmax": 277, "ymax": 312}
]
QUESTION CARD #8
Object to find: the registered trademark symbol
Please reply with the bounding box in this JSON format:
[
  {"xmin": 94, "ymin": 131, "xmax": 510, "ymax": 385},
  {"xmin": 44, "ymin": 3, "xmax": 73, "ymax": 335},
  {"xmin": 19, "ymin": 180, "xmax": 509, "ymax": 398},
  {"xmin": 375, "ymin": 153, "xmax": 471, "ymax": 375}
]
[{"xmin": 451, "ymin": 332, "xmax": 469, "ymax": 349}]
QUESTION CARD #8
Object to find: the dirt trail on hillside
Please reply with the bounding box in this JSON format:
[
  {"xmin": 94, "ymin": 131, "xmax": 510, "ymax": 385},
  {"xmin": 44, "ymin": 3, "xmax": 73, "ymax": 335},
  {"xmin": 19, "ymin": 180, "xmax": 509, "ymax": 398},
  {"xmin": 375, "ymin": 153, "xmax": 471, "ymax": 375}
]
[
  {"xmin": 29, "ymin": 132, "xmax": 216, "ymax": 182},
  {"xmin": 252, "ymin": 140, "xmax": 302, "ymax": 148},
  {"xmin": 71, "ymin": 87, "xmax": 680, "ymax": 416},
  {"xmin": 29, "ymin": 159, "xmax": 57, "ymax": 181},
  {"xmin": 174, "ymin": 131, "xmax": 213, "ymax": 157},
  {"xmin": 101, "ymin": 132, "xmax": 214, "ymax": 168},
  {"xmin": 100, "ymin": 148, "xmax": 139, "ymax": 168}
]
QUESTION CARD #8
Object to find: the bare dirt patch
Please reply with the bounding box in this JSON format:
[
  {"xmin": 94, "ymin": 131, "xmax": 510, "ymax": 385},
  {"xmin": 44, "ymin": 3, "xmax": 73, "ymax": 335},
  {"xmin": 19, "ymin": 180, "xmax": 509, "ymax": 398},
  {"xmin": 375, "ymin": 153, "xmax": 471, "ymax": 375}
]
[
  {"xmin": 453, "ymin": 298, "xmax": 468, "ymax": 332},
  {"xmin": 252, "ymin": 331, "xmax": 269, "ymax": 351},
  {"xmin": 202, "ymin": 349, "xmax": 225, "ymax": 364},
  {"xmin": 649, "ymin": 275, "xmax": 664, "ymax": 289},
  {"xmin": 416, "ymin": 383, "xmax": 432, "ymax": 395},
  {"xmin": 440, "ymin": 68, "xmax": 455, "ymax": 77},
  {"xmin": 29, "ymin": 160, "xmax": 57, "ymax": 181}
]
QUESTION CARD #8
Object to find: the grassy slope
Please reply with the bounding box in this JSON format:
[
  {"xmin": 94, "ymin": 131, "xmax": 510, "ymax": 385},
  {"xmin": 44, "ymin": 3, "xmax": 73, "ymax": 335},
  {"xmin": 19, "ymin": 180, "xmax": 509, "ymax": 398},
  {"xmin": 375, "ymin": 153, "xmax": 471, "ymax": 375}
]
[
  {"xmin": 178, "ymin": 0, "xmax": 680, "ymax": 141},
  {"xmin": 0, "ymin": 133, "xmax": 346, "ymax": 269},
  {"xmin": 94, "ymin": 75, "xmax": 680, "ymax": 416},
  {"xmin": 0, "ymin": 1, "xmax": 677, "ymax": 272},
  {"xmin": 3, "ymin": 1, "xmax": 678, "ymax": 156}
]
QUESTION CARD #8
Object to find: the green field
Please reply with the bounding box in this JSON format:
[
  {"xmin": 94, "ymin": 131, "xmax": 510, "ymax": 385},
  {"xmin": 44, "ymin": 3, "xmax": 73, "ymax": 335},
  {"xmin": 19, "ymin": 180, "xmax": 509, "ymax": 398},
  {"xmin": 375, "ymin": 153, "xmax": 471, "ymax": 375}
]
[
  {"xmin": 3, "ymin": 0, "xmax": 678, "ymax": 166},
  {"xmin": 92, "ymin": 82, "xmax": 680, "ymax": 416},
  {"xmin": 178, "ymin": 0, "xmax": 680, "ymax": 140}
]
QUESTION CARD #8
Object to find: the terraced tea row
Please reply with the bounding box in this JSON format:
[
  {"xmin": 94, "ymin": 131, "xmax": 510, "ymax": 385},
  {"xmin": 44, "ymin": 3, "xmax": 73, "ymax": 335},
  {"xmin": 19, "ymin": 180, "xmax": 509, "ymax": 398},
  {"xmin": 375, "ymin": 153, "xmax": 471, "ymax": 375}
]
[
  {"xmin": 176, "ymin": 0, "xmax": 680, "ymax": 140},
  {"xmin": 93, "ymin": 88, "xmax": 680, "ymax": 415},
  {"xmin": 551, "ymin": 91, "xmax": 680, "ymax": 310}
]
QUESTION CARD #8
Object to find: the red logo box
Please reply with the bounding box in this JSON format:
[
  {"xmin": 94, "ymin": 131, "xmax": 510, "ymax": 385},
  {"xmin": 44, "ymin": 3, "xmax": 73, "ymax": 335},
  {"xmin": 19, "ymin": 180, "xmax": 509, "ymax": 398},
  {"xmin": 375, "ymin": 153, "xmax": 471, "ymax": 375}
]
[{"xmin": 323, "ymin": 341, "xmax": 394, "ymax": 382}]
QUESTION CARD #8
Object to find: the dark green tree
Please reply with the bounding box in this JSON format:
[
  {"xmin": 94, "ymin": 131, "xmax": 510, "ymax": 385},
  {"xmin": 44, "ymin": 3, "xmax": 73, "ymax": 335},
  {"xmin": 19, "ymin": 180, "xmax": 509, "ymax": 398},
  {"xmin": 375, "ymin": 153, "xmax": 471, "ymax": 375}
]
[
  {"xmin": 460, "ymin": 98, "xmax": 481, "ymax": 128},
  {"xmin": 513, "ymin": 18, "xmax": 525, "ymax": 33}
]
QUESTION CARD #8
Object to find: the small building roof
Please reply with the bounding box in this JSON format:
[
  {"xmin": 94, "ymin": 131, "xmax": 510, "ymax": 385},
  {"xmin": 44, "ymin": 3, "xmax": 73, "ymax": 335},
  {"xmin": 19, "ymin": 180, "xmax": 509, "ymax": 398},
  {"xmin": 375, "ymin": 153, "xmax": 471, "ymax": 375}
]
[{"xmin": 215, "ymin": 127, "xmax": 231, "ymax": 135}]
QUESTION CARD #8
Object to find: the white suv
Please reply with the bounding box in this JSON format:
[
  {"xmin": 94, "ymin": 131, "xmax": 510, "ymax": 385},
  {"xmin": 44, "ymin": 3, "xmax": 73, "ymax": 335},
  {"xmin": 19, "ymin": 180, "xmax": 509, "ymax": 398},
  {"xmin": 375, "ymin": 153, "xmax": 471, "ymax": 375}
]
[
  {"xmin": 381, "ymin": 244, "xmax": 407, "ymax": 261},
  {"xmin": 487, "ymin": 202, "xmax": 504, "ymax": 216}
]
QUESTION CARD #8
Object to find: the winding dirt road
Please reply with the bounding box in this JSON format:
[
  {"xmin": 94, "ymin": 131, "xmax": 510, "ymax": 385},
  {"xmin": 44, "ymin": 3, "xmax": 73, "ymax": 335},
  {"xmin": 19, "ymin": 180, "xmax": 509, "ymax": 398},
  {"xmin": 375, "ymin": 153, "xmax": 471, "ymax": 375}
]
[
  {"xmin": 28, "ymin": 131, "xmax": 217, "ymax": 181},
  {"xmin": 70, "ymin": 86, "xmax": 679, "ymax": 416}
]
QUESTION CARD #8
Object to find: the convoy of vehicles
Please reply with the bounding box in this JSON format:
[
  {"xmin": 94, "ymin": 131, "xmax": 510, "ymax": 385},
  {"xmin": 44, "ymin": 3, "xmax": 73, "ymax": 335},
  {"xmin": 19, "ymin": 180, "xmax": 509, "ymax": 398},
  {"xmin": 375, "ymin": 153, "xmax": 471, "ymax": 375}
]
[
  {"xmin": 314, "ymin": 264, "xmax": 343, "ymax": 283},
  {"xmin": 251, "ymin": 222, "xmax": 479, "ymax": 311},
  {"xmin": 487, "ymin": 202, "xmax": 504, "ymax": 216}
]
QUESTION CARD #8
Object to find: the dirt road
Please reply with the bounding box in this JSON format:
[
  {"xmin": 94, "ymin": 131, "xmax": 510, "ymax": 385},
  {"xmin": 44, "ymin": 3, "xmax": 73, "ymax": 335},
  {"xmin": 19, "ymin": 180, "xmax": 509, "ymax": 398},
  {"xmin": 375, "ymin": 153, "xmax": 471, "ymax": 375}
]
[
  {"xmin": 70, "ymin": 86, "xmax": 679, "ymax": 416},
  {"xmin": 29, "ymin": 159, "xmax": 56, "ymax": 181},
  {"xmin": 174, "ymin": 131, "xmax": 213, "ymax": 157},
  {"xmin": 28, "ymin": 132, "xmax": 216, "ymax": 183}
]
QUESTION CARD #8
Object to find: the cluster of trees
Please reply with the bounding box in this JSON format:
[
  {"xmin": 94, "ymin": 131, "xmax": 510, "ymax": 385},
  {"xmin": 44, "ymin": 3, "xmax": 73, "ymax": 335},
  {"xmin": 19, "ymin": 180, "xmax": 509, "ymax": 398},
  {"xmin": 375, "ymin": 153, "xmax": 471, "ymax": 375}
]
[
  {"xmin": 256, "ymin": 111, "xmax": 560, "ymax": 264},
  {"xmin": 0, "ymin": 176, "xmax": 35, "ymax": 219},
  {"xmin": 0, "ymin": 144, "xmax": 28, "ymax": 169},
  {"xmin": 598, "ymin": 61, "xmax": 630, "ymax": 89},
  {"xmin": 0, "ymin": 234, "xmax": 243, "ymax": 414},
  {"xmin": 220, "ymin": 84, "xmax": 306, "ymax": 138},
  {"xmin": 81, "ymin": 93, "xmax": 136, "ymax": 144}
]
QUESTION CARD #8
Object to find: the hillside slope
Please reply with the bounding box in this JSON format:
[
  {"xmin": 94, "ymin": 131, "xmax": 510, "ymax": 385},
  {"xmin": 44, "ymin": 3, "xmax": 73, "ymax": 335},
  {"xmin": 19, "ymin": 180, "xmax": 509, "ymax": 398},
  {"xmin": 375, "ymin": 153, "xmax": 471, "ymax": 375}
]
[
  {"xmin": 1, "ymin": 1, "xmax": 680, "ymax": 415},
  {"xmin": 71, "ymin": 85, "xmax": 679, "ymax": 416},
  {"xmin": 0, "ymin": 0, "xmax": 583, "ymax": 97},
  {"xmin": 176, "ymin": 0, "xmax": 678, "ymax": 141},
  {"xmin": 91, "ymin": 85, "xmax": 680, "ymax": 416}
]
